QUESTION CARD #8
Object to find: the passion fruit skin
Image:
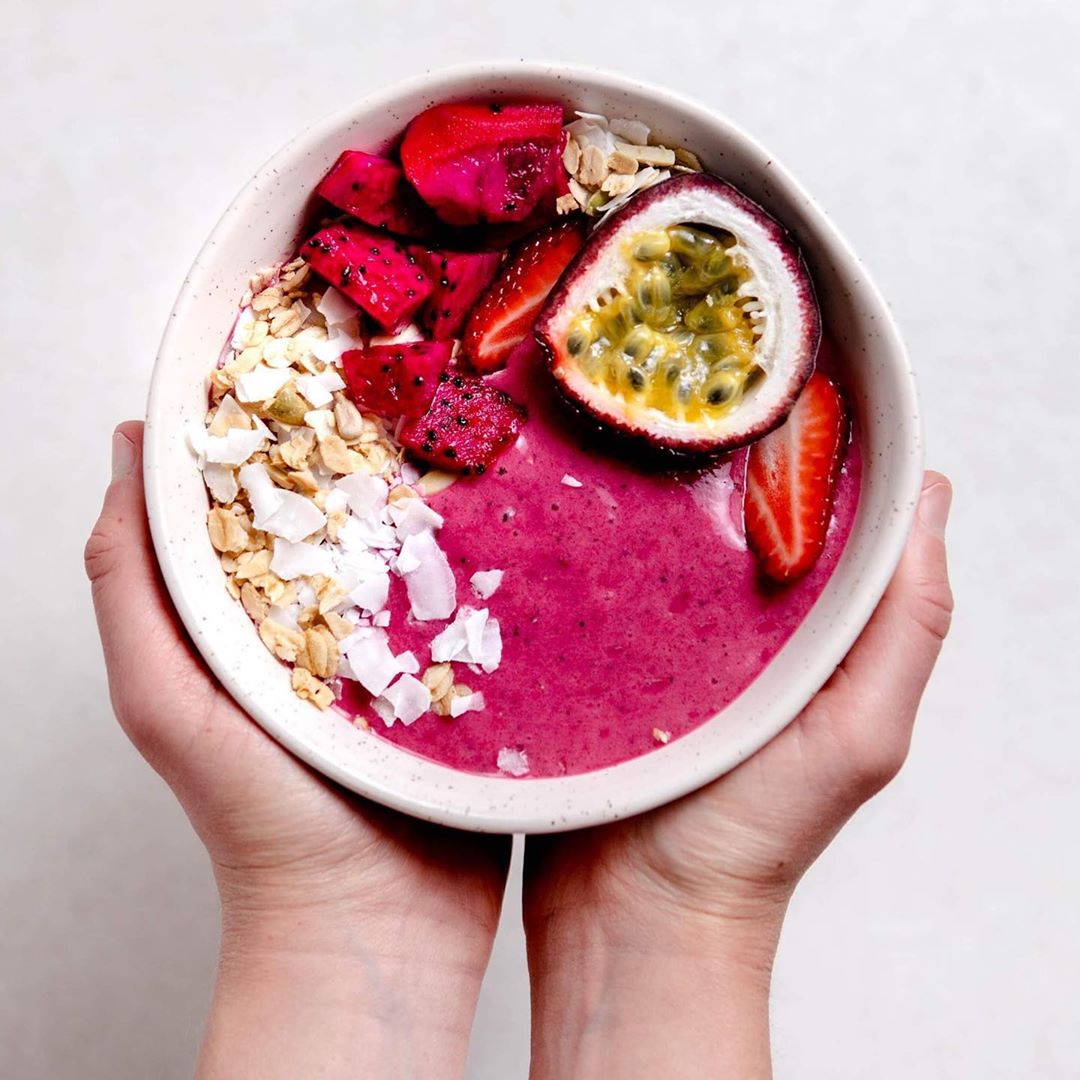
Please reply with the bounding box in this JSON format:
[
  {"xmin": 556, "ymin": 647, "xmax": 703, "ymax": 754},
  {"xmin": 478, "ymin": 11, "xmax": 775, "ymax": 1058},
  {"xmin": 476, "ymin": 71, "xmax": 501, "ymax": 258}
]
[{"xmin": 535, "ymin": 173, "xmax": 822, "ymax": 454}]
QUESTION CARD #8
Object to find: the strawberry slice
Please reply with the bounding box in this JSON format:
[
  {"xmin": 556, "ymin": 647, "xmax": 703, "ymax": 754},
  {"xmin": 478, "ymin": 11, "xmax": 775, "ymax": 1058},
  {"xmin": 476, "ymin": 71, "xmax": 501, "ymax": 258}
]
[
  {"xmin": 744, "ymin": 372, "xmax": 849, "ymax": 583},
  {"xmin": 341, "ymin": 341, "xmax": 452, "ymax": 419},
  {"xmin": 399, "ymin": 373, "xmax": 526, "ymax": 474},
  {"xmin": 462, "ymin": 220, "xmax": 586, "ymax": 374},
  {"xmin": 401, "ymin": 102, "xmax": 566, "ymax": 226}
]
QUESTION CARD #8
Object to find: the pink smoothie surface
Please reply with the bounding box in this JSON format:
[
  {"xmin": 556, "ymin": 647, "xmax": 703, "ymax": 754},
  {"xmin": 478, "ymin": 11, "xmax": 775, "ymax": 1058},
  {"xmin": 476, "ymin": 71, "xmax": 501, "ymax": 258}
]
[{"xmin": 340, "ymin": 338, "xmax": 861, "ymax": 777}]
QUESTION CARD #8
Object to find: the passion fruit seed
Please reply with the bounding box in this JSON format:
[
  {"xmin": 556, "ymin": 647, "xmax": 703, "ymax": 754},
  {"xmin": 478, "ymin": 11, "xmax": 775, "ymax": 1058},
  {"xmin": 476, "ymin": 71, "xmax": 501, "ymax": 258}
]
[{"xmin": 563, "ymin": 224, "xmax": 762, "ymax": 421}]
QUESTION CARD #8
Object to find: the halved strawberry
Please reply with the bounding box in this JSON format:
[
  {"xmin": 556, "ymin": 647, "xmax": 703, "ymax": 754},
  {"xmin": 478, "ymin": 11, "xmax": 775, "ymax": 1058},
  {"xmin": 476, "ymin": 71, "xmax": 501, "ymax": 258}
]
[
  {"xmin": 341, "ymin": 341, "xmax": 453, "ymax": 419},
  {"xmin": 400, "ymin": 102, "xmax": 566, "ymax": 226},
  {"xmin": 744, "ymin": 372, "xmax": 849, "ymax": 583},
  {"xmin": 462, "ymin": 220, "xmax": 586, "ymax": 374},
  {"xmin": 399, "ymin": 373, "xmax": 526, "ymax": 474}
]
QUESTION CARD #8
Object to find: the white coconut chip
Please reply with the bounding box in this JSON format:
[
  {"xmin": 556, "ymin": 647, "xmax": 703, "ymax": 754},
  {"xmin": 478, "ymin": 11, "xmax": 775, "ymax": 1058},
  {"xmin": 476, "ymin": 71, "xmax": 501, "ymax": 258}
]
[
  {"xmin": 388, "ymin": 498, "xmax": 444, "ymax": 540},
  {"xmin": 374, "ymin": 674, "xmax": 432, "ymax": 727},
  {"xmin": 497, "ymin": 747, "xmax": 530, "ymax": 777},
  {"xmin": 234, "ymin": 365, "xmax": 292, "ymax": 404},
  {"xmin": 609, "ymin": 117, "xmax": 651, "ymax": 144},
  {"xmin": 341, "ymin": 629, "xmax": 414, "ymax": 696},
  {"xmin": 203, "ymin": 463, "xmax": 238, "ymax": 504},
  {"xmin": 239, "ymin": 463, "xmax": 325, "ymax": 542},
  {"xmin": 348, "ymin": 569, "xmax": 390, "ymax": 615},
  {"xmin": 204, "ymin": 428, "xmax": 266, "ymax": 467},
  {"xmin": 335, "ymin": 473, "xmax": 388, "ymax": 518},
  {"xmin": 295, "ymin": 374, "xmax": 333, "ymax": 408},
  {"xmin": 316, "ymin": 286, "xmax": 359, "ymax": 327},
  {"xmin": 304, "ymin": 409, "xmax": 336, "ymax": 440},
  {"xmin": 338, "ymin": 513, "xmax": 398, "ymax": 551},
  {"xmin": 369, "ymin": 323, "xmax": 424, "ymax": 347},
  {"xmin": 372, "ymin": 610, "xmax": 391, "ymax": 627},
  {"xmin": 208, "ymin": 394, "xmax": 251, "ymax": 436},
  {"xmin": 430, "ymin": 606, "xmax": 501, "ymax": 672},
  {"xmin": 566, "ymin": 118, "xmax": 617, "ymax": 156},
  {"xmin": 560, "ymin": 474, "xmax": 583, "ymax": 488},
  {"xmin": 270, "ymin": 538, "xmax": 335, "ymax": 581},
  {"xmin": 470, "ymin": 570, "xmax": 503, "ymax": 600},
  {"xmin": 231, "ymin": 307, "xmax": 255, "ymax": 350},
  {"xmin": 450, "ymin": 691, "xmax": 486, "ymax": 718},
  {"xmin": 267, "ymin": 603, "xmax": 302, "ymax": 632},
  {"xmin": 313, "ymin": 316, "xmax": 364, "ymax": 364},
  {"xmin": 398, "ymin": 530, "xmax": 456, "ymax": 621},
  {"xmin": 400, "ymin": 462, "xmax": 422, "ymax": 486}
]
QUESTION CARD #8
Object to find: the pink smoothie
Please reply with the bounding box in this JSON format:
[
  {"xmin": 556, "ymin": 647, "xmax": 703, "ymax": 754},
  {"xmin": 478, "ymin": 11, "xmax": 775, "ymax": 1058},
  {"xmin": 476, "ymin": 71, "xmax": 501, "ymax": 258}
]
[{"xmin": 340, "ymin": 338, "xmax": 861, "ymax": 776}]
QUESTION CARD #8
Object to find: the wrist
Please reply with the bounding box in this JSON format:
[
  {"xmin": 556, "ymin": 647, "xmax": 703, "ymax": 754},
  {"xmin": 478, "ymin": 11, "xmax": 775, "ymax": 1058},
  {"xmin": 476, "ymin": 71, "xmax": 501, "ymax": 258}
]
[
  {"xmin": 526, "ymin": 896, "xmax": 784, "ymax": 1080},
  {"xmin": 196, "ymin": 873, "xmax": 496, "ymax": 1080}
]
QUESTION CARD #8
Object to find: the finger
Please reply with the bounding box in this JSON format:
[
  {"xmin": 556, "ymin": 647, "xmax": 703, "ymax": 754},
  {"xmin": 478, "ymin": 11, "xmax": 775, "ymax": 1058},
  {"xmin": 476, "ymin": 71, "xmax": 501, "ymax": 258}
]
[
  {"xmin": 85, "ymin": 422, "xmax": 218, "ymax": 761},
  {"xmin": 801, "ymin": 471, "xmax": 954, "ymax": 791}
]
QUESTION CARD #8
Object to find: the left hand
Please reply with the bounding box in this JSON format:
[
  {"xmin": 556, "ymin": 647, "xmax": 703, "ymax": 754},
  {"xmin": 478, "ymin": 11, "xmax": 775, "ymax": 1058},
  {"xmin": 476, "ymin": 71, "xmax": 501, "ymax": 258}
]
[{"xmin": 86, "ymin": 421, "xmax": 511, "ymax": 1079}]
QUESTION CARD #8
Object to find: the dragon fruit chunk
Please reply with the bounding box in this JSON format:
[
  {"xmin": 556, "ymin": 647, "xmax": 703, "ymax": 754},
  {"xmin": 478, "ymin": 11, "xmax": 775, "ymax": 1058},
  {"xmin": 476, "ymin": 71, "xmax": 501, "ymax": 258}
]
[
  {"xmin": 399, "ymin": 373, "xmax": 526, "ymax": 474},
  {"xmin": 315, "ymin": 150, "xmax": 440, "ymax": 239},
  {"xmin": 303, "ymin": 222, "xmax": 433, "ymax": 332},
  {"xmin": 400, "ymin": 102, "xmax": 566, "ymax": 227},
  {"xmin": 414, "ymin": 249, "xmax": 502, "ymax": 340},
  {"xmin": 341, "ymin": 341, "xmax": 453, "ymax": 419}
]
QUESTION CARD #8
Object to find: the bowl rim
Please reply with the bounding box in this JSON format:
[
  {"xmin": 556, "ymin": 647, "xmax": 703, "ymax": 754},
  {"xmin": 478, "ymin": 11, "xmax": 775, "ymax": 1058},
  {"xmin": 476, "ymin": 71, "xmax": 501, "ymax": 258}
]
[{"xmin": 145, "ymin": 60, "xmax": 923, "ymax": 833}]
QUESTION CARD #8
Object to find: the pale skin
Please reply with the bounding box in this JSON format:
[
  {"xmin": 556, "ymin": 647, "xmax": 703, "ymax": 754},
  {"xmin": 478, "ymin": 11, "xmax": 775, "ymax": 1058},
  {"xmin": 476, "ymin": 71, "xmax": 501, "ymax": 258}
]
[{"xmin": 87, "ymin": 420, "xmax": 952, "ymax": 1078}]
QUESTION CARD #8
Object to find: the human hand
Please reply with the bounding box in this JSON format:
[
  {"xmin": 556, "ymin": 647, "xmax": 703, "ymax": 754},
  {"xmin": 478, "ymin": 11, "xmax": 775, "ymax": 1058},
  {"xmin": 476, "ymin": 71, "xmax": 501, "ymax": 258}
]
[
  {"xmin": 523, "ymin": 472, "xmax": 954, "ymax": 1079},
  {"xmin": 86, "ymin": 421, "xmax": 511, "ymax": 1079}
]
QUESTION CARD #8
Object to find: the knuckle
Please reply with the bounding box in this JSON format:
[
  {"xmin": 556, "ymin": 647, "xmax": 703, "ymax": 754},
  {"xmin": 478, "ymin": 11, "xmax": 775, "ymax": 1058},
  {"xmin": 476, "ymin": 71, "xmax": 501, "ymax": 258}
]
[
  {"xmin": 915, "ymin": 581, "xmax": 954, "ymax": 644},
  {"xmin": 83, "ymin": 524, "xmax": 120, "ymax": 584},
  {"xmin": 853, "ymin": 727, "xmax": 912, "ymax": 794}
]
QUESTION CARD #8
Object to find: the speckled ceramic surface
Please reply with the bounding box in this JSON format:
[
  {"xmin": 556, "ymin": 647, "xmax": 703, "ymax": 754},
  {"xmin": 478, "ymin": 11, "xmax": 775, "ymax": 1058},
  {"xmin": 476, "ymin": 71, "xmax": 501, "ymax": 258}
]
[{"xmin": 144, "ymin": 62, "xmax": 922, "ymax": 834}]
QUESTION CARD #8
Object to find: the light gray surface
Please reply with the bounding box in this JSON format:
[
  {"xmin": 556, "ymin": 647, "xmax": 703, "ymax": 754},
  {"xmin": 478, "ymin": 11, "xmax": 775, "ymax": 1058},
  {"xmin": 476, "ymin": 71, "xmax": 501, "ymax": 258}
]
[{"xmin": 2, "ymin": 1, "xmax": 1077, "ymax": 1076}]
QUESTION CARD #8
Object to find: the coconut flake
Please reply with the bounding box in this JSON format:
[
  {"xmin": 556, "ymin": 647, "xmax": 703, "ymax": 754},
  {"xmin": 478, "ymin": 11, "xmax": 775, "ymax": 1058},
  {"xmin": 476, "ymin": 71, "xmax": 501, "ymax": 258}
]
[
  {"xmin": 388, "ymin": 498, "xmax": 444, "ymax": 540},
  {"xmin": 470, "ymin": 570, "xmax": 504, "ymax": 599},
  {"xmin": 270, "ymin": 538, "xmax": 335, "ymax": 580},
  {"xmin": 238, "ymin": 463, "xmax": 283, "ymax": 521},
  {"xmin": 341, "ymin": 629, "xmax": 411, "ymax": 696},
  {"xmin": 316, "ymin": 286, "xmax": 359, "ymax": 327},
  {"xmin": 348, "ymin": 568, "xmax": 390, "ymax": 615},
  {"xmin": 369, "ymin": 323, "xmax": 424, "ymax": 347},
  {"xmin": 430, "ymin": 606, "xmax": 501, "ymax": 671},
  {"xmin": 374, "ymin": 674, "xmax": 432, "ymax": 727},
  {"xmin": 234, "ymin": 365, "xmax": 292, "ymax": 404},
  {"xmin": 267, "ymin": 603, "xmax": 301, "ymax": 633},
  {"xmin": 295, "ymin": 374, "xmax": 334, "ymax": 408},
  {"xmin": 204, "ymin": 428, "xmax": 265, "ymax": 466},
  {"xmin": 560, "ymin": 474, "xmax": 583, "ymax": 488},
  {"xmin": 203, "ymin": 463, "xmax": 238, "ymax": 504},
  {"xmin": 398, "ymin": 530, "xmax": 456, "ymax": 621},
  {"xmin": 497, "ymin": 747, "xmax": 530, "ymax": 777},
  {"xmin": 335, "ymin": 473, "xmax": 388, "ymax": 518},
  {"xmin": 609, "ymin": 117, "xmax": 651, "ymax": 144},
  {"xmin": 450, "ymin": 691, "xmax": 486, "ymax": 718},
  {"xmin": 231, "ymin": 307, "xmax": 255, "ymax": 350},
  {"xmin": 239, "ymin": 463, "xmax": 325, "ymax": 541},
  {"xmin": 392, "ymin": 535, "xmax": 422, "ymax": 575},
  {"xmin": 372, "ymin": 610, "xmax": 391, "ymax": 627},
  {"xmin": 208, "ymin": 394, "xmax": 251, "ymax": 436}
]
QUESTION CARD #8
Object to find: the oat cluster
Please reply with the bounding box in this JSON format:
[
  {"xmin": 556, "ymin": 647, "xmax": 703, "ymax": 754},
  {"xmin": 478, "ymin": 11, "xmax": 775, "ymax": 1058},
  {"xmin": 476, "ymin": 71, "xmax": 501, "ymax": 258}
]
[{"xmin": 200, "ymin": 258, "xmax": 471, "ymax": 713}]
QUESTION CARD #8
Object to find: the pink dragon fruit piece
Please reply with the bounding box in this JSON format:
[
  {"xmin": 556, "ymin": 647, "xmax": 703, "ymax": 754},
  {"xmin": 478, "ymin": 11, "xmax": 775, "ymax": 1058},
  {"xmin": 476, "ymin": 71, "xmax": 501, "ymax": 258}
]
[
  {"xmin": 414, "ymin": 249, "xmax": 503, "ymax": 339},
  {"xmin": 315, "ymin": 150, "xmax": 440, "ymax": 239},
  {"xmin": 400, "ymin": 102, "xmax": 566, "ymax": 227},
  {"xmin": 302, "ymin": 222, "xmax": 433, "ymax": 331}
]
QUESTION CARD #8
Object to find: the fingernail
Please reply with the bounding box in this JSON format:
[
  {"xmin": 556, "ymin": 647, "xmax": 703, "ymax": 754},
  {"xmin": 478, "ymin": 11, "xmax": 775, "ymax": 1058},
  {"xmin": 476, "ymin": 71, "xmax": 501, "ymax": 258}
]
[
  {"xmin": 112, "ymin": 430, "xmax": 135, "ymax": 481},
  {"xmin": 918, "ymin": 481, "xmax": 952, "ymax": 538}
]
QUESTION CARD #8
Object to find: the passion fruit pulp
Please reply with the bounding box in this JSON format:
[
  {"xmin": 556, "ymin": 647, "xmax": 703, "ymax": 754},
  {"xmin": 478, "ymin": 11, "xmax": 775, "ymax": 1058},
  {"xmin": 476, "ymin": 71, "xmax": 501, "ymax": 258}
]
[{"xmin": 536, "ymin": 174, "xmax": 821, "ymax": 453}]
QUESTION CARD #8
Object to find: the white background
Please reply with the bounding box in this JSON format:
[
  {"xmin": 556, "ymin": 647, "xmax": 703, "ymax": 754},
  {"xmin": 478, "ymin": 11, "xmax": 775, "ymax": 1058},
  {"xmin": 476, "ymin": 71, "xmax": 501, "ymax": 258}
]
[{"xmin": 3, "ymin": 1, "xmax": 1078, "ymax": 1076}]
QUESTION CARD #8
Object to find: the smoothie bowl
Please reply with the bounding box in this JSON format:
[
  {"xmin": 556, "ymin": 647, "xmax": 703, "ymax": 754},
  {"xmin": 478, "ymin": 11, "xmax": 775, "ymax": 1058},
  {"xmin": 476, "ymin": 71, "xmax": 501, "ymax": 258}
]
[{"xmin": 145, "ymin": 63, "xmax": 921, "ymax": 832}]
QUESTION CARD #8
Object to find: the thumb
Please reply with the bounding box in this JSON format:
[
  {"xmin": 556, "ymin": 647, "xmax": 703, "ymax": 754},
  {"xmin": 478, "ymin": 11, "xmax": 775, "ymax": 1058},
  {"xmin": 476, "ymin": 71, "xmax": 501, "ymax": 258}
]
[
  {"xmin": 85, "ymin": 421, "xmax": 216, "ymax": 766},
  {"xmin": 802, "ymin": 470, "xmax": 954, "ymax": 794}
]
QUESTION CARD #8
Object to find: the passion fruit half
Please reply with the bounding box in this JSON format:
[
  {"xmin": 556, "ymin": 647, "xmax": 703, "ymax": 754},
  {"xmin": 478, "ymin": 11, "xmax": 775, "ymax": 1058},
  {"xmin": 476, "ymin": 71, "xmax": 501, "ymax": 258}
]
[{"xmin": 535, "ymin": 174, "xmax": 821, "ymax": 453}]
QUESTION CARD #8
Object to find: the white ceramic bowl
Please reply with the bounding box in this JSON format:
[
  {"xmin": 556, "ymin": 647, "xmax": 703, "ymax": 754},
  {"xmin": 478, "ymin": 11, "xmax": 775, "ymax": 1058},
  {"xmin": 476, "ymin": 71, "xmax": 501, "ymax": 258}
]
[{"xmin": 145, "ymin": 62, "xmax": 922, "ymax": 834}]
